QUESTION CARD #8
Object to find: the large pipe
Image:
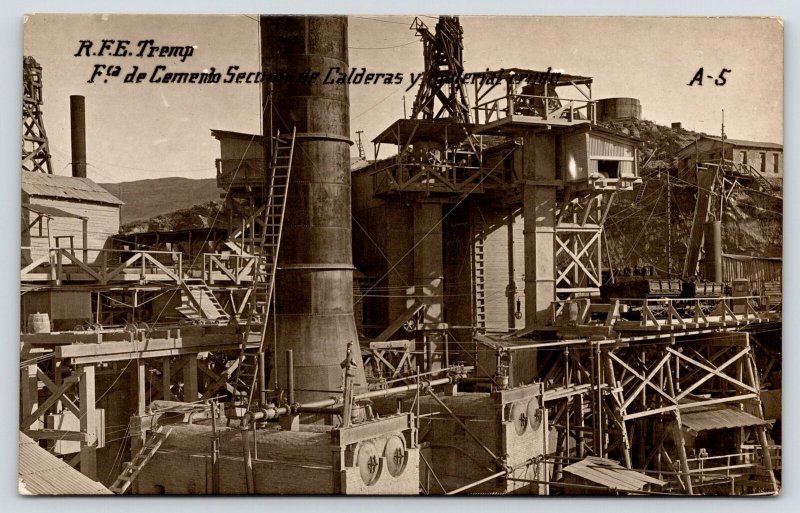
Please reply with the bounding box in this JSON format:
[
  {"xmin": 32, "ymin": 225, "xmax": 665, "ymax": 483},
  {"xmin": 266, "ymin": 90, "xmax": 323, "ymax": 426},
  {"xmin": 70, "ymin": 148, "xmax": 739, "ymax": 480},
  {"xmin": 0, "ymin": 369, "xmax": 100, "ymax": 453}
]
[
  {"xmin": 69, "ymin": 95, "xmax": 87, "ymax": 178},
  {"xmin": 703, "ymin": 221, "xmax": 723, "ymax": 282},
  {"xmin": 261, "ymin": 16, "xmax": 367, "ymax": 402}
]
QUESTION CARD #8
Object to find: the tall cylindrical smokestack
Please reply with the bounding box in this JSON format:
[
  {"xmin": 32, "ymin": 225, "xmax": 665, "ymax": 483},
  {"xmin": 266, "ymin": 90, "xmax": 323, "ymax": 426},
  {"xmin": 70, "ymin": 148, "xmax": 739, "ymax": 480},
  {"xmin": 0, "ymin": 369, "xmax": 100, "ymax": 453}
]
[
  {"xmin": 261, "ymin": 16, "xmax": 367, "ymax": 402},
  {"xmin": 703, "ymin": 221, "xmax": 723, "ymax": 282},
  {"xmin": 70, "ymin": 95, "xmax": 87, "ymax": 178}
]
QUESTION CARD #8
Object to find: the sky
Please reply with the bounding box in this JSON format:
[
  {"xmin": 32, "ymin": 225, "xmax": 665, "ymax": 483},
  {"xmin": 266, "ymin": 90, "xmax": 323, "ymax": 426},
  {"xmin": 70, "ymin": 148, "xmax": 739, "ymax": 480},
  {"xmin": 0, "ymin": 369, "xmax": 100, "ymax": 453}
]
[{"xmin": 23, "ymin": 14, "xmax": 783, "ymax": 183}]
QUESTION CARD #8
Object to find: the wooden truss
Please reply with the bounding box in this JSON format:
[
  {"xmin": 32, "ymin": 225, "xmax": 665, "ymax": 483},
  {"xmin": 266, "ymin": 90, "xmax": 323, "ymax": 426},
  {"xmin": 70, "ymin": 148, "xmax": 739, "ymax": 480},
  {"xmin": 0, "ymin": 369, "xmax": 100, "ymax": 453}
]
[
  {"xmin": 22, "ymin": 56, "xmax": 53, "ymax": 174},
  {"xmin": 410, "ymin": 16, "xmax": 471, "ymax": 123},
  {"xmin": 534, "ymin": 331, "xmax": 779, "ymax": 495},
  {"xmin": 554, "ymin": 190, "xmax": 616, "ymax": 298},
  {"xmin": 20, "ymin": 326, "xmax": 259, "ymax": 485}
]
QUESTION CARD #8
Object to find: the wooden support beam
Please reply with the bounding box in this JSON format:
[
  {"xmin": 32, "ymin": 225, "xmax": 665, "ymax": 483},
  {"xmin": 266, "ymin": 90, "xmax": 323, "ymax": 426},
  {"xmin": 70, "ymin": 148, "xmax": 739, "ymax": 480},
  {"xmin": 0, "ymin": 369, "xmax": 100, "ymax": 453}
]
[
  {"xmin": 23, "ymin": 429, "xmax": 88, "ymax": 442},
  {"xmin": 53, "ymin": 331, "xmax": 246, "ymax": 364},
  {"xmin": 670, "ymin": 346, "xmax": 754, "ymax": 400},
  {"xmin": 21, "ymin": 380, "xmax": 76, "ymax": 431},
  {"xmin": 20, "ymin": 364, "xmax": 39, "ymax": 430},
  {"xmin": 37, "ymin": 369, "xmax": 80, "ymax": 418},
  {"xmin": 79, "ymin": 365, "xmax": 97, "ymax": 480},
  {"xmin": 162, "ymin": 358, "xmax": 172, "ymax": 401},
  {"xmin": 673, "ymin": 411, "xmax": 694, "ymax": 495},
  {"xmin": 183, "ymin": 355, "xmax": 198, "ymax": 401}
]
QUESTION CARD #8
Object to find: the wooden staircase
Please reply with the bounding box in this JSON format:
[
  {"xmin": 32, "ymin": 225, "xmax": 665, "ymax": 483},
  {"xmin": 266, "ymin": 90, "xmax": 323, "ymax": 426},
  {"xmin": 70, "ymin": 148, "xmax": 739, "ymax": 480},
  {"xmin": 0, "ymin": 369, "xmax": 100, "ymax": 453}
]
[
  {"xmin": 109, "ymin": 426, "xmax": 173, "ymax": 494},
  {"xmin": 232, "ymin": 128, "xmax": 296, "ymax": 409},
  {"xmin": 177, "ymin": 281, "xmax": 229, "ymax": 323},
  {"xmin": 735, "ymin": 161, "xmax": 779, "ymax": 194}
]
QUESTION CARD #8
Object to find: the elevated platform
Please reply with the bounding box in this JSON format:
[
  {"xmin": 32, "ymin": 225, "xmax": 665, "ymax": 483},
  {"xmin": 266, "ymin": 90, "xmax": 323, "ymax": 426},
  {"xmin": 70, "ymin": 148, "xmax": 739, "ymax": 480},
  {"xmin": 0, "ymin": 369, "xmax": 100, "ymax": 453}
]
[
  {"xmin": 471, "ymin": 68, "xmax": 597, "ymax": 134},
  {"xmin": 21, "ymin": 247, "xmax": 259, "ymax": 286}
]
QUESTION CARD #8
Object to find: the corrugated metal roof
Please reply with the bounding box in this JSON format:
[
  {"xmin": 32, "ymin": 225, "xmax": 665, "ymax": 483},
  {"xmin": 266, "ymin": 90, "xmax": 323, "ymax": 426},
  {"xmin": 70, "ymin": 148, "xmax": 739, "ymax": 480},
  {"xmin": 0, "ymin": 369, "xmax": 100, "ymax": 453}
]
[
  {"xmin": 18, "ymin": 432, "xmax": 112, "ymax": 495},
  {"xmin": 562, "ymin": 457, "xmax": 665, "ymax": 491},
  {"xmin": 210, "ymin": 128, "xmax": 266, "ymax": 143},
  {"xmin": 677, "ymin": 136, "xmax": 783, "ymax": 154},
  {"xmin": 723, "ymin": 253, "xmax": 782, "ymax": 263},
  {"xmin": 22, "ymin": 203, "xmax": 87, "ymax": 219},
  {"xmin": 21, "ymin": 173, "xmax": 124, "ymax": 205},
  {"xmin": 681, "ymin": 405, "xmax": 767, "ymax": 433},
  {"xmin": 703, "ymin": 135, "xmax": 782, "ymax": 150}
]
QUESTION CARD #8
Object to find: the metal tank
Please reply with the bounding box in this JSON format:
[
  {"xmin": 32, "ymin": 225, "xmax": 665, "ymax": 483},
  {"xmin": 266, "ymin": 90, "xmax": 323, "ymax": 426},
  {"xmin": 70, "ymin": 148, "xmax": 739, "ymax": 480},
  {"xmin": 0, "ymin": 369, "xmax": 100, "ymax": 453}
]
[
  {"xmin": 597, "ymin": 97, "xmax": 642, "ymax": 121},
  {"xmin": 260, "ymin": 15, "xmax": 367, "ymax": 402}
]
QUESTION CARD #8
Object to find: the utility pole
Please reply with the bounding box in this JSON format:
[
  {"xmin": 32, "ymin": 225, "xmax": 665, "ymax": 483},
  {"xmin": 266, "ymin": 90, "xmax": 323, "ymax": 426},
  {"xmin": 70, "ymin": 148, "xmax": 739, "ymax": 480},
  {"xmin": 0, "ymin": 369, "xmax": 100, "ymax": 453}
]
[
  {"xmin": 355, "ymin": 130, "xmax": 365, "ymax": 160},
  {"xmin": 720, "ymin": 109, "xmax": 726, "ymax": 219},
  {"xmin": 666, "ymin": 166, "xmax": 672, "ymax": 277}
]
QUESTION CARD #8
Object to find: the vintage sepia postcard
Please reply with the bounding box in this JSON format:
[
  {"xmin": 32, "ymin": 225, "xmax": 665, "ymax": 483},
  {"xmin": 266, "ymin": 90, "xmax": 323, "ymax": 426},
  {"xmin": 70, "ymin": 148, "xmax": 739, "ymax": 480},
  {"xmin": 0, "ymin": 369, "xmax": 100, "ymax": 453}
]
[{"xmin": 19, "ymin": 14, "xmax": 782, "ymax": 496}]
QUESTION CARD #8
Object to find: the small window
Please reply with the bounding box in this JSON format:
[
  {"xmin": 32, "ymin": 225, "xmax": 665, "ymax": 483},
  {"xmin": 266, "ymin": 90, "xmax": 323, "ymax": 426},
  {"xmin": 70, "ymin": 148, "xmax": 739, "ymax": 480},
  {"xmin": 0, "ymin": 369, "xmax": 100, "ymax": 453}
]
[
  {"xmin": 741, "ymin": 151, "xmax": 748, "ymax": 165},
  {"xmin": 597, "ymin": 160, "xmax": 620, "ymax": 179},
  {"xmin": 760, "ymin": 152, "xmax": 767, "ymax": 173},
  {"xmin": 773, "ymin": 153, "xmax": 780, "ymax": 174}
]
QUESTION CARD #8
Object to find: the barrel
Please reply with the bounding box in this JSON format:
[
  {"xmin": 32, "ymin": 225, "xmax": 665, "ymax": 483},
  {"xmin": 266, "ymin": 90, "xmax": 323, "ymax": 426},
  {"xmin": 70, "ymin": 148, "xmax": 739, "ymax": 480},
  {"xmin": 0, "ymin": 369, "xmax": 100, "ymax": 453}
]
[{"xmin": 28, "ymin": 312, "xmax": 51, "ymax": 334}]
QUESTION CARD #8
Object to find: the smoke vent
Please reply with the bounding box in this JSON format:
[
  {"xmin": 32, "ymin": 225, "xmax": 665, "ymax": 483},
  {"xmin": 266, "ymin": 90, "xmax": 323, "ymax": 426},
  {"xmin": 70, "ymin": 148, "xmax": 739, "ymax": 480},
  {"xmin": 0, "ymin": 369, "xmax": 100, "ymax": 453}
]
[
  {"xmin": 69, "ymin": 95, "xmax": 87, "ymax": 178},
  {"xmin": 261, "ymin": 16, "xmax": 367, "ymax": 402}
]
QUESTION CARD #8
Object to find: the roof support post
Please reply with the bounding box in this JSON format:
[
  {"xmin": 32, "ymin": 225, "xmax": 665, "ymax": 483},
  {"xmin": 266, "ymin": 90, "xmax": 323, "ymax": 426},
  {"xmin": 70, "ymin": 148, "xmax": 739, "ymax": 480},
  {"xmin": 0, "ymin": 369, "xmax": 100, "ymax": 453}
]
[{"xmin": 79, "ymin": 364, "xmax": 97, "ymax": 480}]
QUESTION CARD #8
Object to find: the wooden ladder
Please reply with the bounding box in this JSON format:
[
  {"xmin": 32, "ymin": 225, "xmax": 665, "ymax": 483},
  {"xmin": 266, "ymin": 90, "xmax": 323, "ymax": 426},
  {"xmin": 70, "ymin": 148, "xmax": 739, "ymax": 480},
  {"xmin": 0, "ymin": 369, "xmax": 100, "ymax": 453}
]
[
  {"xmin": 233, "ymin": 128, "xmax": 296, "ymax": 409},
  {"xmin": 473, "ymin": 228, "xmax": 486, "ymax": 333},
  {"xmin": 634, "ymin": 180, "xmax": 648, "ymax": 203},
  {"xmin": 109, "ymin": 426, "xmax": 173, "ymax": 494}
]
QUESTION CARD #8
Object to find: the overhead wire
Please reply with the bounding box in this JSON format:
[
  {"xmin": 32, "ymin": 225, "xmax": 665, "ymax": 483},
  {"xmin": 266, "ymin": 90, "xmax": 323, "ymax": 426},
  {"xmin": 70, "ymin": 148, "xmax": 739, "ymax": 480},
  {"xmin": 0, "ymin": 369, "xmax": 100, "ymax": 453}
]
[{"xmin": 350, "ymin": 40, "xmax": 419, "ymax": 50}]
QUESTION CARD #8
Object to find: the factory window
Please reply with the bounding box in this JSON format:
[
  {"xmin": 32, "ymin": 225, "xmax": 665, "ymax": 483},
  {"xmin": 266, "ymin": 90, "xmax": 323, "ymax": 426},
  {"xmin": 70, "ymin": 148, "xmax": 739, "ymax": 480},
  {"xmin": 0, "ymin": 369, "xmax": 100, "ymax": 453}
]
[
  {"xmin": 740, "ymin": 151, "xmax": 748, "ymax": 165},
  {"xmin": 760, "ymin": 152, "xmax": 767, "ymax": 174},
  {"xmin": 597, "ymin": 160, "xmax": 620, "ymax": 179},
  {"xmin": 773, "ymin": 153, "xmax": 780, "ymax": 174}
]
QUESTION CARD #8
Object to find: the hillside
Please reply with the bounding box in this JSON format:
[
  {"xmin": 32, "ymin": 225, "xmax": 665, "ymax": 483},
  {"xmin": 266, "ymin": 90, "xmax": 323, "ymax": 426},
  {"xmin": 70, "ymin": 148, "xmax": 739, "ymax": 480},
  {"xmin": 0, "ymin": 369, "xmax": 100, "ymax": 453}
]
[
  {"xmin": 600, "ymin": 119, "xmax": 782, "ymax": 273},
  {"xmin": 99, "ymin": 177, "xmax": 220, "ymax": 225}
]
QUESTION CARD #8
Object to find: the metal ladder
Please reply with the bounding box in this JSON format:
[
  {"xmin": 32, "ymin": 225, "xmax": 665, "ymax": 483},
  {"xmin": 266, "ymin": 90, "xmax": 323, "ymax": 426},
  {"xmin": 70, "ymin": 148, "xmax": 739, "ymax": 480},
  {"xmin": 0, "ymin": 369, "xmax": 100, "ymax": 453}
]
[
  {"xmin": 109, "ymin": 426, "xmax": 173, "ymax": 494},
  {"xmin": 232, "ymin": 128, "xmax": 296, "ymax": 409}
]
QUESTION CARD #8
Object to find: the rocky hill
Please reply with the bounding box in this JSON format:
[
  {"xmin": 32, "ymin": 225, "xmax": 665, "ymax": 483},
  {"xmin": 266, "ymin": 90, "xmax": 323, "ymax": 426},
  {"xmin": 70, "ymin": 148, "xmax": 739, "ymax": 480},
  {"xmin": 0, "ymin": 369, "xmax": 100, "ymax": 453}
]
[
  {"xmin": 100, "ymin": 177, "xmax": 219, "ymax": 225},
  {"xmin": 120, "ymin": 200, "xmax": 228, "ymax": 233},
  {"xmin": 600, "ymin": 119, "xmax": 782, "ymax": 274}
]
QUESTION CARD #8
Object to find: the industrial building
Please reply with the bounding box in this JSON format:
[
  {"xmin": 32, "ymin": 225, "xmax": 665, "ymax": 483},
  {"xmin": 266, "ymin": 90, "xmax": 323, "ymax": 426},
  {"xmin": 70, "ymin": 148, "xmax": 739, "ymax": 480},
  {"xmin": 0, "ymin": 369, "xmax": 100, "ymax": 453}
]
[
  {"xmin": 19, "ymin": 16, "xmax": 781, "ymax": 496},
  {"xmin": 676, "ymin": 135, "xmax": 783, "ymax": 188}
]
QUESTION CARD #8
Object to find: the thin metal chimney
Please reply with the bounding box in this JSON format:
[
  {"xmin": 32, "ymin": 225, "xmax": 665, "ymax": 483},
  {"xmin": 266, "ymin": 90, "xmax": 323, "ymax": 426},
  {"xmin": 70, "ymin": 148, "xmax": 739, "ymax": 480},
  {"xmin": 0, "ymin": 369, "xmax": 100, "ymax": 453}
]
[
  {"xmin": 70, "ymin": 95, "xmax": 87, "ymax": 178},
  {"xmin": 261, "ymin": 16, "xmax": 367, "ymax": 403}
]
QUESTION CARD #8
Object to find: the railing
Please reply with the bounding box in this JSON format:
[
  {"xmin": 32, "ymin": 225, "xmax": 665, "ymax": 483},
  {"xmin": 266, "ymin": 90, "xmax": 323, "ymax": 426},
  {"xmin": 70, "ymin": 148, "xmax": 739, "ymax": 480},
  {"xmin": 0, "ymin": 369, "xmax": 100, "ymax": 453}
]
[
  {"xmin": 742, "ymin": 444, "xmax": 782, "ymax": 470},
  {"xmin": 21, "ymin": 245, "xmax": 270, "ymax": 288},
  {"xmin": 548, "ymin": 295, "xmax": 778, "ymax": 331},
  {"xmin": 475, "ymin": 94, "xmax": 596, "ymax": 126},
  {"xmin": 21, "ymin": 247, "xmax": 184, "ymax": 285},
  {"xmin": 686, "ymin": 451, "xmax": 758, "ymax": 479},
  {"xmin": 372, "ymin": 160, "xmax": 512, "ymax": 195},
  {"xmin": 203, "ymin": 252, "xmax": 259, "ymax": 285},
  {"xmin": 611, "ymin": 295, "xmax": 772, "ymax": 329}
]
